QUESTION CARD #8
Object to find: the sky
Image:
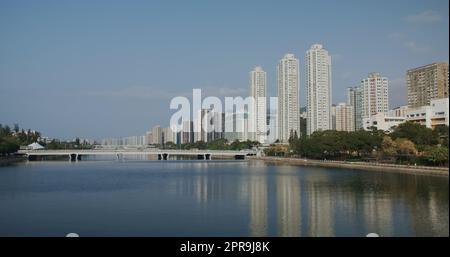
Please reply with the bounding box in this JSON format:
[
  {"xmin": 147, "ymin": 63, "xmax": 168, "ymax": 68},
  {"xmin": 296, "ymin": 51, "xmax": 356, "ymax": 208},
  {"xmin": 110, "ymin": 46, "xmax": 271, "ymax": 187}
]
[{"xmin": 0, "ymin": 0, "xmax": 448, "ymax": 140}]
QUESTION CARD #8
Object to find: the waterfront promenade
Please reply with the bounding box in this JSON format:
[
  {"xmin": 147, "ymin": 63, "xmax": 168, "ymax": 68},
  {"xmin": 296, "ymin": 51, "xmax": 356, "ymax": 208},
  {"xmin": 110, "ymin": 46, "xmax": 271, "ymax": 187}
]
[{"xmin": 250, "ymin": 156, "xmax": 449, "ymax": 177}]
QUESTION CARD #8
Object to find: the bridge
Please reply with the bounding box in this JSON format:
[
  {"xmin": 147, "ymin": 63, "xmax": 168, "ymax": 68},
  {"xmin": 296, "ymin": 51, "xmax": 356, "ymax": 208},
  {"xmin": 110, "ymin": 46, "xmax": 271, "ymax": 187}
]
[{"xmin": 17, "ymin": 149, "xmax": 258, "ymax": 161}]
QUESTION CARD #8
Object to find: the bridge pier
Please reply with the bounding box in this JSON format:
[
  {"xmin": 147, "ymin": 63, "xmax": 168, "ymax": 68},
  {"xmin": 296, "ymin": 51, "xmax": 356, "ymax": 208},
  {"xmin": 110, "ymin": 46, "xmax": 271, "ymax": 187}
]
[
  {"xmin": 27, "ymin": 154, "xmax": 37, "ymax": 161},
  {"xmin": 196, "ymin": 154, "xmax": 211, "ymax": 160},
  {"xmin": 69, "ymin": 154, "xmax": 78, "ymax": 162},
  {"xmin": 158, "ymin": 153, "xmax": 169, "ymax": 160}
]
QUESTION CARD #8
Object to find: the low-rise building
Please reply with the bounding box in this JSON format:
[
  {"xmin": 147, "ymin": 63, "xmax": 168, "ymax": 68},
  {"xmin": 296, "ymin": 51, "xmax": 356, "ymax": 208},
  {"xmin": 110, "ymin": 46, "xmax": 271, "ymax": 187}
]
[
  {"xmin": 388, "ymin": 105, "xmax": 409, "ymax": 118},
  {"xmin": 406, "ymin": 98, "xmax": 449, "ymax": 129},
  {"xmin": 363, "ymin": 113, "xmax": 406, "ymax": 133}
]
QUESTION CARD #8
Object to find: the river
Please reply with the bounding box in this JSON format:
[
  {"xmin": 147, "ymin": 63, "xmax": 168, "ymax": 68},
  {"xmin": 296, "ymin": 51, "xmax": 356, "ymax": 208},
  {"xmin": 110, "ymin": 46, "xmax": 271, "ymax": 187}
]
[{"xmin": 0, "ymin": 159, "xmax": 448, "ymax": 236}]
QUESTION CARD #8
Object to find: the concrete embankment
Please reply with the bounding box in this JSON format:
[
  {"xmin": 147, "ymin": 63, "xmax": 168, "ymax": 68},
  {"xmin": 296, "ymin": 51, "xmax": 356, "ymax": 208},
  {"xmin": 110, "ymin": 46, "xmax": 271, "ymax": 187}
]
[{"xmin": 249, "ymin": 156, "xmax": 449, "ymax": 177}]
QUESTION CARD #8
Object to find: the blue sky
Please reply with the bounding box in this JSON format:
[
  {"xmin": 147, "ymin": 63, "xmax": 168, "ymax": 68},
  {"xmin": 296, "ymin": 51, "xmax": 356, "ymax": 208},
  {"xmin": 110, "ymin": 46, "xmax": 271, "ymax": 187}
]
[{"xmin": 1, "ymin": 0, "xmax": 448, "ymax": 139}]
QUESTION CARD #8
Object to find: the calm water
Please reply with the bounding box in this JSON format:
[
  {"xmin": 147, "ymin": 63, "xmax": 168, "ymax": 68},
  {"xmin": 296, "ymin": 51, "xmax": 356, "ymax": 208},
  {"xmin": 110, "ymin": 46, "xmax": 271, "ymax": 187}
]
[{"xmin": 0, "ymin": 159, "xmax": 448, "ymax": 237}]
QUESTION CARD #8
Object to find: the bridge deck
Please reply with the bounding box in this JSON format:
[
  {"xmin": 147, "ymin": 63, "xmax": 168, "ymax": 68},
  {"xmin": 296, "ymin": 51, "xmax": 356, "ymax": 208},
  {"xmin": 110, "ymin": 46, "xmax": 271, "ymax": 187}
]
[{"xmin": 18, "ymin": 149, "xmax": 256, "ymax": 156}]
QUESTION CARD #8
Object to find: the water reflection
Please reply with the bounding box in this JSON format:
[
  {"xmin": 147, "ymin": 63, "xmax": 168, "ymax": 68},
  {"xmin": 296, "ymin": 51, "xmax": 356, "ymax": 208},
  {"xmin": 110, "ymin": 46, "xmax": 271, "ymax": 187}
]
[
  {"xmin": 276, "ymin": 171, "xmax": 301, "ymax": 236},
  {"xmin": 247, "ymin": 162, "xmax": 268, "ymax": 236},
  {"xmin": 306, "ymin": 170, "xmax": 335, "ymax": 237},
  {"xmin": 0, "ymin": 159, "xmax": 447, "ymax": 236},
  {"xmin": 167, "ymin": 161, "xmax": 448, "ymax": 236}
]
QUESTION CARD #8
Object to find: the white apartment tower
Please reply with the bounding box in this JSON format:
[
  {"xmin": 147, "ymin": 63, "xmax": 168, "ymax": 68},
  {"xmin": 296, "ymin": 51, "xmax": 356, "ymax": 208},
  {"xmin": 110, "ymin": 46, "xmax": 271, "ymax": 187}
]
[
  {"xmin": 249, "ymin": 66, "xmax": 267, "ymax": 143},
  {"xmin": 306, "ymin": 44, "xmax": 332, "ymax": 135},
  {"xmin": 277, "ymin": 54, "xmax": 300, "ymax": 142},
  {"xmin": 361, "ymin": 73, "xmax": 389, "ymax": 119}
]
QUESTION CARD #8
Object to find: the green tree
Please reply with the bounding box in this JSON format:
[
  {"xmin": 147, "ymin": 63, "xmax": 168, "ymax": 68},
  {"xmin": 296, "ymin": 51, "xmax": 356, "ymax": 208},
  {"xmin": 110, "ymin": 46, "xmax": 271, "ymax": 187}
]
[
  {"xmin": 0, "ymin": 125, "xmax": 12, "ymax": 137},
  {"xmin": 422, "ymin": 146, "xmax": 449, "ymax": 166},
  {"xmin": 381, "ymin": 136, "xmax": 397, "ymax": 159},
  {"xmin": 391, "ymin": 122, "xmax": 439, "ymax": 149},
  {"xmin": 394, "ymin": 138, "xmax": 417, "ymax": 164},
  {"xmin": 434, "ymin": 125, "xmax": 449, "ymax": 147},
  {"xmin": 264, "ymin": 144, "xmax": 289, "ymax": 157},
  {"xmin": 0, "ymin": 136, "xmax": 19, "ymax": 156},
  {"xmin": 206, "ymin": 138, "xmax": 229, "ymax": 150}
]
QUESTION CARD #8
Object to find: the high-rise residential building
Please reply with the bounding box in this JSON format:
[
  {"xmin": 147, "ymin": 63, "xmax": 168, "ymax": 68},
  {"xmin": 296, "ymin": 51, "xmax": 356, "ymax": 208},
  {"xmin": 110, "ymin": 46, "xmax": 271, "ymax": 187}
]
[
  {"xmin": 122, "ymin": 135, "xmax": 146, "ymax": 146},
  {"xmin": 407, "ymin": 62, "xmax": 449, "ymax": 108},
  {"xmin": 194, "ymin": 109, "xmax": 209, "ymax": 142},
  {"xmin": 266, "ymin": 110, "xmax": 278, "ymax": 143},
  {"xmin": 277, "ymin": 53, "xmax": 300, "ymax": 142},
  {"xmin": 306, "ymin": 44, "xmax": 332, "ymax": 135},
  {"xmin": 224, "ymin": 112, "xmax": 249, "ymax": 142},
  {"xmin": 347, "ymin": 86, "xmax": 363, "ymax": 130},
  {"xmin": 162, "ymin": 127, "xmax": 174, "ymax": 144},
  {"xmin": 194, "ymin": 109, "xmax": 225, "ymax": 143},
  {"xmin": 145, "ymin": 131, "xmax": 153, "ymax": 145},
  {"xmin": 210, "ymin": 111, "xmax": 225, "ymax": 142},
  {"xmin": 181, "ymin": 120, "xmax": 193, "ymax": 144},
  {"xmin": 249, "ymin": 66, "xmax": 267, "ymax": 143},
  {"xmin": 334, "ymin": 103, "xmax": 355, "ymax": 132},
  {"xmin": 361, "ymin": 73, "xmax": 389, "ymax": 119},
  {"xmin": 151, "ymin": 125, "xmax": 162, "ymax": 145}
]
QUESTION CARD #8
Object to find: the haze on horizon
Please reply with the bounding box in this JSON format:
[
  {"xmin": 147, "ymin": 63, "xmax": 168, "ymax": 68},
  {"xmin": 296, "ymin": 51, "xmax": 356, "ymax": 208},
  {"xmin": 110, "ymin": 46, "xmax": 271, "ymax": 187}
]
[{"xmin": 1, "ymin": 0, "xmax": 449, "ymax": 140}]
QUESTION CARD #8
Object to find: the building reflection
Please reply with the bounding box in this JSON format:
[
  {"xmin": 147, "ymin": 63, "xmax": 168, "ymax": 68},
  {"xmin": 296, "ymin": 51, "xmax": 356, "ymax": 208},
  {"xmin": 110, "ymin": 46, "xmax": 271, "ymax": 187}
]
[
  {"xmin": 307, "ymin": 177, "xmax": 335, "ymax": 237},
  {"xmin": 276, "ymin": 171, "xmax": 301, "ymax": 236},
  {"xmin": 173, "ymin": 161, "xmax": 246, "ymax": 207},
  {"xmin": 334, "ymin": 188, "xmax": 358, "ymax": 235},
  {"xmin": 195, "ymin": 172, "xmax": 209, "ymax": 205},
  {"xmin": 406, "ymin": 176, "xmax": 449, "ymax": 236},
  {"xmin": 362, "ymin": 191, "xmax": 393, "ymax": 236},
  {"xmin": 248, "ymin": 169, "xmax": 268, "ymax": 236},
  {"xmin": 428, "ymin": 191, "xmax": 439, "ymax": 234},
  {"xmin": 166, "ymin": 161, "xmax": 448, "ymax": 237}
]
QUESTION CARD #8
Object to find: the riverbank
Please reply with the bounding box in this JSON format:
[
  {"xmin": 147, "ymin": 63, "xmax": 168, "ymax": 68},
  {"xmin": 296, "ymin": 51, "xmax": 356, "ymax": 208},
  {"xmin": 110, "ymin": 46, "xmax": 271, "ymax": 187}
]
[{"xmin": 250, "ymin": 156, "xmax": 449, "ymax": 177}]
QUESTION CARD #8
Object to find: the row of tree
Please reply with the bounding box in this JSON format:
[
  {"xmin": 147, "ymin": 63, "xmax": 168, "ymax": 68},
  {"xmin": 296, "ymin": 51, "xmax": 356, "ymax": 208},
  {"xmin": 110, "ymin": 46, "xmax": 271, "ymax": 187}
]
[
  {"xmin": 0, "ymin": 124, "xmax": 42, "ymax": 156},
  {"xmin": 265, "ymin": 122, "xmax": 449, "ymax": 167},
  {"xmin": 0, "ymin": 124, "xmax": 94, "ymax": 156},
  {"xmin": 159, "ymin": 138, "xmax": 261, "ymax": 151}
]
